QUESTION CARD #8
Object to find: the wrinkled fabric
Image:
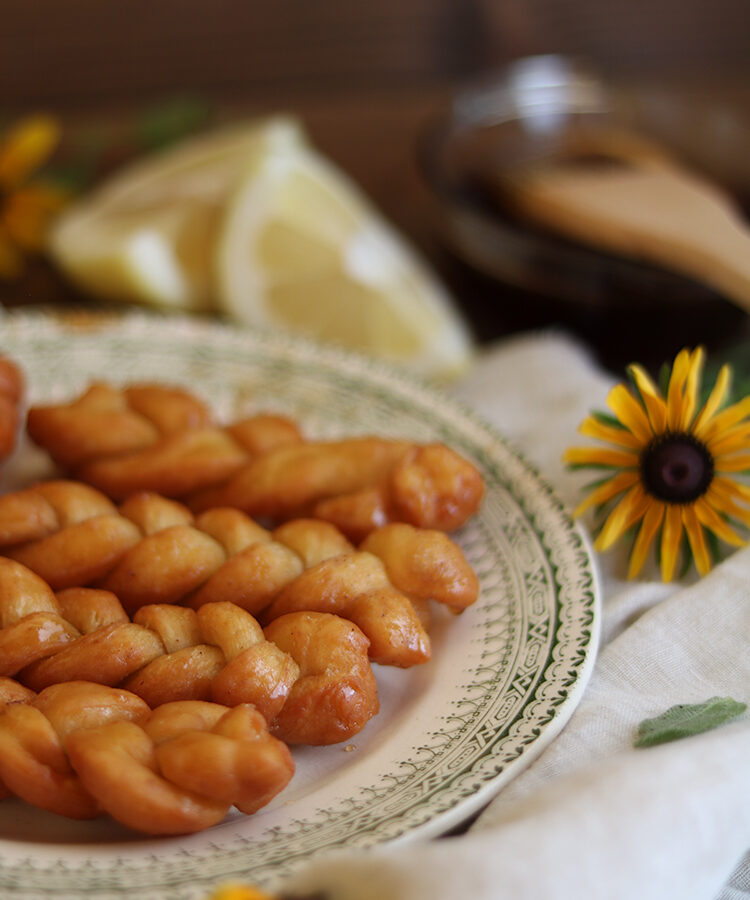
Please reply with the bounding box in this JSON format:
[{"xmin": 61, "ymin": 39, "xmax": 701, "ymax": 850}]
[{"xmin": 284, "ymin": 333, "xmax": 750, "ymax": 900}]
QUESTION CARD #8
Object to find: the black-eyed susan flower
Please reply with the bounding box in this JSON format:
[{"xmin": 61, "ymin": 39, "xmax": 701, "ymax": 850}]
[
  {"xmin": 564, "ymin": 347, "xmax": 750, "ymax": 581},
  {"xmin": 0, "ymin": 114, "xmax": 69, "ymax": 279}
]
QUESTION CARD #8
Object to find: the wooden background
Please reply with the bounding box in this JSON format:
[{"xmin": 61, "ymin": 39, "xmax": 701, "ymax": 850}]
[{"xmin": 1, "ymin": 0, "xmax": 748, "ymax": 110}]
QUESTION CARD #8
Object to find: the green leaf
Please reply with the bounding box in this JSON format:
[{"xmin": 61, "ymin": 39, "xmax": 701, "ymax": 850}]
[
  {"xmin": 135, "ymin": 96, "xmax": 212, "ymax": 151},
  {"xmin": 634, "ymin": 697, "xmax": 747, "ymax": 747},
  {"xmin": 658, "ymin": 361, "xmax": 672, "ymax": 397},
  {"xmin": 625, "ymin": 368, "xmax": 651, "ymax": 411},
  {"xmin": 590, "ymin": 410, "xmax": 627, "ymax": 429},
  {"xmin": 704, "ymin": 339, "xmax": 750, "ymax": 406},
  {"xmin": 582, "ymin": 473, "xmax": 618, "ymax": 491},
  {"xmin": 566, "ymin": 462, "xmax": 627, "ymax": 471}
]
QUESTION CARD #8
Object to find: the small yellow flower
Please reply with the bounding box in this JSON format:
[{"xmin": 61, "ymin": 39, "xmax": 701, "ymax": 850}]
[
  {"xmin": 0, "ymin": 114, "xmax": 69, "ymax": 278},
  {"xmin": 564, "ymin": 347, "xmax": 750, "ymax": 581},
  {"xmin": 205, "ymin": 884, "xmax": 278, "ymax": 900}
]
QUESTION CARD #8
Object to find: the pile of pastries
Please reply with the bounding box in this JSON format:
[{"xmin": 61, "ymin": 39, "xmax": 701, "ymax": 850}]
[{"xmin": 0, "ymin": 354, "xmax": 484, "ymax": 835}]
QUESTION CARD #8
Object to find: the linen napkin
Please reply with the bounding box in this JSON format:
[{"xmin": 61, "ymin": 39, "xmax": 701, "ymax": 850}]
[{"xmin": 283, "ymin": 331, "xmax": 750, "ymax": 900}]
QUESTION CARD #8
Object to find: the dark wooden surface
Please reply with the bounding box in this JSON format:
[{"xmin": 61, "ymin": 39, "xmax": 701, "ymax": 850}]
[
  {"xmin": 2, "ymin": 0, "xmax": 749, "ymax": 373},
  {"xmin": 2, "ymin": 0, "xmax": 748, "ymax": 109}
]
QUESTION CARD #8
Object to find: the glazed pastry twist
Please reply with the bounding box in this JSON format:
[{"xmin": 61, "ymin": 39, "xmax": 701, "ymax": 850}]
[
  {"xmin": 26, "ymin": 381, "xmax": 304, "ymax": 498},
  {"xmin": 25, "ymin": 380, "xmax": 483, "ymax": 538},
  {"xmin": 0, "ymin": 681, "xmax": 294, "ymax": 833},
  {"xmin": 0, "ymin": 355, "xmax": 23, "ymax": 468},
  {"xmin": 78, "ymin": 415, "xmax": 305, "ymax": 499},
  {"xmin": 0, "ymin": 478, "xmax": 119, "ymax": 547},
  {"xmin": 26, "ymin": 382, "xmax": 214, "ymax": 468},
  {"xmin": 0, "ymin": 676, "xmax": 34, "ymax": 802},
  {"xmin": 0, "ymin": 482, "xmax": 479, "ymax": 666},
  {"xmin": 0, "ymin": 557, "xmax": 379, "ymax": 745},
  {"xmin": 189, "ymin": 438, "xmax": 485, "ymax": 540}
]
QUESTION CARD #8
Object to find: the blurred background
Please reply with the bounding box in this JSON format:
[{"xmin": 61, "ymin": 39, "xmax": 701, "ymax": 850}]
[{"xmin": 1, "ymin": 0, "xmax": 749, "ymax": 373}]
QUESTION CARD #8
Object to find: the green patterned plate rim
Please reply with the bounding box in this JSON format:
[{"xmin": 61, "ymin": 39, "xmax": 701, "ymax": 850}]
[{"xmin": 0, "ymin": 309, "xmax": 600, "ymax": 900}]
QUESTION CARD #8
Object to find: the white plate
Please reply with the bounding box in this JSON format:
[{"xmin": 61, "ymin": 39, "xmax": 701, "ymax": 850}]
[{"xmin": 0, "ymin": 309, "xmax": 600, "ymax": 900}]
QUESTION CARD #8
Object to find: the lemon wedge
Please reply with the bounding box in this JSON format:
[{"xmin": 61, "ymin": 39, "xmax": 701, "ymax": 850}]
[
  {"xmin": 216, "ymin": 143, "xmax": 474, "ymax": 380},
  {"xmin": 49, "ymin": 116, "xmax": 473, "ymax": 380},
  {"xmin": 48, "ymin": 117, "xmax": 304, "ymax": 311}
]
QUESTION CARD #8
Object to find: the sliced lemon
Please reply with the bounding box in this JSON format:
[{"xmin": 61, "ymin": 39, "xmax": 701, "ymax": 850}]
[
  {"xmin": 48, "ymin": 117, "xmax": 304, "ymax": 311},
  {"xmin": 216, "ymin": 144, "xmax": 474, "ymax": 381}
]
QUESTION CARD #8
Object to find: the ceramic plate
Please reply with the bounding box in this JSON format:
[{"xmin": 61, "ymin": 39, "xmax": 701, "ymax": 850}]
[{"xmin": 0, "ymin": 309, "xmax": 600, "ymax": 899}]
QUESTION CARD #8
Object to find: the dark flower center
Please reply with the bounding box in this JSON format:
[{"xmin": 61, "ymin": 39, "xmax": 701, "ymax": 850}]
[{"xmin": 640, "ymin": 432, "xmax": 714, "ymax": 503}]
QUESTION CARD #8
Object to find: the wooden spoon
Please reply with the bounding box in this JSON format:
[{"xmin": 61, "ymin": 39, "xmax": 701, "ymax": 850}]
[{"xmin": 500, "ymin": 130, "xmax": 750, "ymax": 312}]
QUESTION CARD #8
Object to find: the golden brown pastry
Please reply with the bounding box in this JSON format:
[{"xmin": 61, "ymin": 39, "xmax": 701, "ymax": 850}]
[
  {"xmin": 0, "ymin": 556, "xmax": 297, "ymax": 715},
  {"xmin": 0, "ymin": 355, "xmax": 23, "ymax": 468},
  {"xmin": 0, "ymin": 675, "xmax": 35, "ymax": 801},
  {"xmin": 0, "ymin": 479, "xmax": 118, "ymax": 546},
  {"xmin": 265, "ymin": 611, "xmax": 379, "ymax": 746},
  {"xmin": 0, "ymin": 680, "xmax": 149, "ymax": 819},
  {"xmin": 78, "ymin": 415, "xmax": 304, "ymax": 500},
  {"xmin": 26, "ymin": 382, "xmax": 214, "ymax": 468},
  {"xmin": 0, "ymin": 484, "xmax": 478, "ymax": 666},
  {"xmin": 25, "ymin": 380, "xmax": 304, "ymax": 498},
  {"xmin": 24, "ymin": 380, "xmax": 483, "ymax": 536},
  {"xmin": 261, "ymin": 552, "xmax": 431, "ymax": 668},
  {"xmin": 0, "ymin": 681, "xmax": 294, "ymax": 833},
  {"xmin": 0, "ymin": 555, "xmax": 381, "ymax": 744},
  {"xmin": 190, "ymin": 438, "xmax": 485, "ymax": 540}
]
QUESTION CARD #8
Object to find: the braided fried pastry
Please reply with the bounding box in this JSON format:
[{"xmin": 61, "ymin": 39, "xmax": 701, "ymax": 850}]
[
  {"xmin": 26, "ymin": 381, "xmax": 304, "ymax": 498},
  {"xmin": 26, "ymin": 382, "xmax": 213, "ymax": 468},
  {"xmin": 25, "ymin": 380, "xmax": 483, "ymax": 538},
  {"xmin": 0, "ymin": 681, "xmax": 294, "ymax": 833},
  {"xmin": 189, "ymin": 437, "xmax": 485, "ymax": 540},
  {"xmin": 0, "ymin": 482, "xmax": 479, "ymax": 667},
  {"xmin": 0, "ymin": 556, "xmax": 379, "ymax": 745},
  {"xmin": 0, "ymin": 355, "xmax": 23, "ymax": 468}
]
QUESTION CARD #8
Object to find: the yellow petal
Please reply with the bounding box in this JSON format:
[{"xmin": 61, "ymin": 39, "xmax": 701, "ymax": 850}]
[
  {"xmin": 660, "ymin": 503, "xmax": 684, "ymax": 581},
  {"xmin": 0, "ymin": 115, "xmax": 60, "ymax": 191},
  {"xmin": 606, "ymin": 383, "xmax": 653, "ymax": 443},
  {"xmin": 628, "ymin": 500, "xmax": 665, "ymax": 578},
  {"xmin": 578, "ymin": 415, "xmax": 643, "ymax": 449},
  {"xmin": 694, "ymin": 496, "xmax": 747, "ymax": 547},
  {"xmin": 682, "ymin": 504, "xmax": 711, "ymax": 576},
  {"xmin": 714, "ymin": 452, "xmax": 750, "ymax": 473},
  {"xmin": 710, "ymin": 475, "xmax": 750, "ymax": 505},
  {"xmin": 629, "ymin": 364, "xmax": 667, "ymax": 433},
  {"xmin": 206, "ymin": 886, "xmax": 276, "ymax": 900},
  {"xmin": 706, "ymin": 422, "xmax": 750, "ymax": 456},
  {"xmin": 666, "ymin": 348, "xmax": 692, "ymax": 430},
  {"xmin": 572, "ymin": 469, "xmax": 640, "ymax": 517},
  {"xmin": 679, "ymin": 347, "xmax": 704, "ymax": 430},
  {"xmin": 1, "ymin": 183, "xmax": 69, "ymax": 250},
  {"xmin": 594, "ymin": 483, "xmax": 650, "ymax": 551},
  {"xmin": 693, "ymin": 364, "xmax": 731, "ymax": 437},
  {"xmin": 563, "ymin": 446, "xmax": 640, "ymax": 468},
  {"xmin": 701, "ymin": 396, "xmax": 750, "ymax": 445},
  {"xmin": 704, "ymin": 478, "xmax": 750, "ymax": 526}
]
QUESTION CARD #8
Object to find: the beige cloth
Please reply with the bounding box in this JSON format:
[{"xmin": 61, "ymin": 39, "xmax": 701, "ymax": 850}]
[{"xmin": 284, "ymin": 332, "xmax": 750, "ymax": 900}]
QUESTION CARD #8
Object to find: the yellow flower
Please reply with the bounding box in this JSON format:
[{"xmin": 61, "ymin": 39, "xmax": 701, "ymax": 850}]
[
  {"xmin": 0, "ymin": 114, "xmax": 69, "ymax": 278},
  {"xmin": 564, "ymin": 347, "xmax": 750, "ymax": 581},
  {"xmin": 205, "ymin": 884, "xmax": 278, "ymax": 900}
]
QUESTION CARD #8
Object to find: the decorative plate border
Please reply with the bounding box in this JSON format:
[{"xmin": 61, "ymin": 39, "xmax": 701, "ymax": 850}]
[{"xmin": 0, "ymin": 309, "xmax": 600, "ymax": 899}]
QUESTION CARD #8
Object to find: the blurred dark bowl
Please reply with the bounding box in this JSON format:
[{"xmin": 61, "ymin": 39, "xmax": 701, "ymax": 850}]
[{"xmin": 420, "ymin": 55, "xmax": 750, "ymax": 368}]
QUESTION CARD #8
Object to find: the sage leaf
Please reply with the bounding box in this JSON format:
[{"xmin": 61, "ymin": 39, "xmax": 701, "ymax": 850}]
[{"xmin": 634, "ymin": 697, "xmax": 747, "ymax": 748}]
